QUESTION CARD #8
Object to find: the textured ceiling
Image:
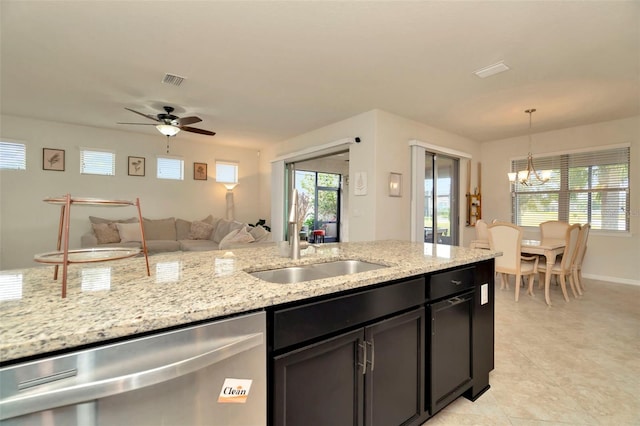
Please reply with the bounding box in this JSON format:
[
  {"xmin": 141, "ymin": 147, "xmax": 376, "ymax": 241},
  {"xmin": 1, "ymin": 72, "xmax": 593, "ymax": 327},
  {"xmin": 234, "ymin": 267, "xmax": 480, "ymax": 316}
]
[{"xmin": 1, "ymin": 1, "xmax": 638, "ymax": 150}]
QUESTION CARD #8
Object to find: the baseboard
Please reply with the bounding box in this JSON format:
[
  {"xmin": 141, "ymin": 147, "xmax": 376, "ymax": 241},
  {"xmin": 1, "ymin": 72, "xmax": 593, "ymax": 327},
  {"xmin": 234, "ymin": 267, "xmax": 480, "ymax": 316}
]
[{"xmin": 582, "ymin": 273, "xmax": 640, "ymax": 286}]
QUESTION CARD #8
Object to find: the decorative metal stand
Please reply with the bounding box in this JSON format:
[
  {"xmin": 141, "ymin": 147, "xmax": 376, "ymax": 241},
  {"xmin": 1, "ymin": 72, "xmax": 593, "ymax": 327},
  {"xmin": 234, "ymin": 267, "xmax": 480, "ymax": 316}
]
[{"xmin": 34, "ymin": 194, "xmax": 150, "ymax": 298}]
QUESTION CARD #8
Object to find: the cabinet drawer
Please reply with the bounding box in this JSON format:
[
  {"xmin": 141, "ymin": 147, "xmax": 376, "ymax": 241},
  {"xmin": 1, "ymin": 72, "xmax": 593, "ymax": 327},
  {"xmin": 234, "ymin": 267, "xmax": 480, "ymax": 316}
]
[
  {"xmin": 427, "ymin": 267, "xmax": 475, "ymax": 300},
  {"xmin": 273, "ymin": 277, "xmax": 425, "ymax": 351}
]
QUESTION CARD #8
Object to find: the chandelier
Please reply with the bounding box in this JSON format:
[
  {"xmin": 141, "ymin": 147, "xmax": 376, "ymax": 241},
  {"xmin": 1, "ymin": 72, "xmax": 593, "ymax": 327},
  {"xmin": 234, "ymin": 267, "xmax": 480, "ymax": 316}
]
[{"xmin": 508, "ymin": 109, "xmax": 551, "ymax": 186}]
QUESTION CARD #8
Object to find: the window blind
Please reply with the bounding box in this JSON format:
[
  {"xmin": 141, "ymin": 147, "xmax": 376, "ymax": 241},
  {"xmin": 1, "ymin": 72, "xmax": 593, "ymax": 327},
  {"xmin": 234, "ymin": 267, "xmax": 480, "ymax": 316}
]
[
  {"xmin": 157, "ymin": 156, "xmax": 184, "ymax": 180},
  {"xmin": 511, "ymin": 146, "xmax": 630, "ymax": 231},
  {"xmin": 81, "ymin": 149, "xmax": 115, "ymax": 175},
  {"xmin": 0, "ymin": 142, "xmax": 26, "ymax": 170}
]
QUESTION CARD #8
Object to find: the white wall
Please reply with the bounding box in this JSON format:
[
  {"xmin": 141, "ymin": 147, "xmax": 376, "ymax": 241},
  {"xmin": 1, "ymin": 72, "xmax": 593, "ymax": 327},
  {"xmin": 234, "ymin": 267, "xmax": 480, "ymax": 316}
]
[
  {"xmin": 374, "ymin": 110, "xmax": 481, "ymax": 244},
  {"xmin": 260, "ymin": 110, "xmax": 378, "ymax": 241},
  {"xmin": 481, "ymin": 116, "xmax": 640, "ymax": 285},
  {"xmin": 260, "ymin": 109, "xmax": 482, "ymax": 244},
  {"xmin": 0, "ymin": 115, "xmax": 261, "ymax": 269}
]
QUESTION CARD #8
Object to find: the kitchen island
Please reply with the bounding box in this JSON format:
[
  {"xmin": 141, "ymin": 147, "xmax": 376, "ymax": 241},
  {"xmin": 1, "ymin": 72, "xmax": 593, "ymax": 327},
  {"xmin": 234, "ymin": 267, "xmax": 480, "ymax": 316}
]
[{"xmin": 0, "ymin": 240, "xmax": 498, "ymax": 425}]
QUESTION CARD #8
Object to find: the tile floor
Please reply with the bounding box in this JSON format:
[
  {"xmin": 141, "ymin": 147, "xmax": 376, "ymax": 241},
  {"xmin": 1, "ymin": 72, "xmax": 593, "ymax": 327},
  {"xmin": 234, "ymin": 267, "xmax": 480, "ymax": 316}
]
[{"xmin": 424, "ymin": 277, "xmax": 640, "ymax": 425}]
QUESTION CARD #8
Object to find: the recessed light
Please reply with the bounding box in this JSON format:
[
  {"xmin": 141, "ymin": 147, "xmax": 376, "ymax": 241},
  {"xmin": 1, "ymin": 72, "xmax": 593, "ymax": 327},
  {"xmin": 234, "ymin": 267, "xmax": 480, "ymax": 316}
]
[{"xmin": 473, "ymin": 61, "xmax": 510, "ymax": 78}]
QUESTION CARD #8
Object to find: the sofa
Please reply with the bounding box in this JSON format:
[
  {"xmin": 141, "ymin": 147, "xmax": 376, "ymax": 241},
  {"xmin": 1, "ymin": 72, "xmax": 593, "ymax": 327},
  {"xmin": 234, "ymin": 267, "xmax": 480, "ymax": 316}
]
[{"xmin": 81, "ymin": 215, "xmax": 273, "ymax": 254}]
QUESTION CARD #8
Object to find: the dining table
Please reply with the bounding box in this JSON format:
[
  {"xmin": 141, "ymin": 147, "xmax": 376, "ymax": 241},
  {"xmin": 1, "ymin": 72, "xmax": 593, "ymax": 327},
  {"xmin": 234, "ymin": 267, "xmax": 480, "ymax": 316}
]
[{"xmin": 470, "ymin": 238, "xmax": 566, "ymax": 306}]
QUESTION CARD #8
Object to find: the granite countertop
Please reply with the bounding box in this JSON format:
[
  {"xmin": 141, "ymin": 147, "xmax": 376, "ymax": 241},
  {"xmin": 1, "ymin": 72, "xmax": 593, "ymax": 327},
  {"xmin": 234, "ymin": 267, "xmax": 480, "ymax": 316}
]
[{"xmin": 0, "ymin": 241, "xmax": 497, "ymax": 363}]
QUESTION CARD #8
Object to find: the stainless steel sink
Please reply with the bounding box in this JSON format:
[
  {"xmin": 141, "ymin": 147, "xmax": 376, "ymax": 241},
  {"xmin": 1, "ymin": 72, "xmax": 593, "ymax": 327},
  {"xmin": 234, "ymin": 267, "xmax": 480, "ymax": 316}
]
[{"xmin": 249, "ymin": 260, "xmax": 387, "ymax": 284}]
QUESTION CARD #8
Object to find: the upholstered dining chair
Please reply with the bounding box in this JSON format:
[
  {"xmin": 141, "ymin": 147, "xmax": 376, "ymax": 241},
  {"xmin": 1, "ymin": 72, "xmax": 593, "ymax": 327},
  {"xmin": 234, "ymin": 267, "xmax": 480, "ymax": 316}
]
[
  {"xmin": 572, "ymin": 223, "xmax": 591, "ymax": 295},
  {"xmin": 540, "ymin": 220, "xmax": 569, "ymax": 240},
  {"xmin": 487, "ymin": 222, "xmax": 539, "ymax": 302},
  {"xmin": 470, "ymin": 219, "xmax": 489, "ymax": 249},
  {"xmin": 537, "ymin": 223, "xmax": 581, "ymax": 301}
]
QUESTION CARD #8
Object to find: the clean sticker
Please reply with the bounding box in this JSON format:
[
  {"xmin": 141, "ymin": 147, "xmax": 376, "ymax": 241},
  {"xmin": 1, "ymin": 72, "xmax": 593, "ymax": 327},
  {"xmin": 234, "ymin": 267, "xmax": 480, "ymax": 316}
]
[{"xmin": 218, "ymin": 378, "xmax": 253, "ymax": 404}]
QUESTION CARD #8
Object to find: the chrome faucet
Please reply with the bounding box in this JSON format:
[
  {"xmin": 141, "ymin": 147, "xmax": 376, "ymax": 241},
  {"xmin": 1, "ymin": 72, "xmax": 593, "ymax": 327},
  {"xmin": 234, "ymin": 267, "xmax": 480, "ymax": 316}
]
[{"xmin": 288, "ymin": 189, "xmax": 300, "ymax": 260}]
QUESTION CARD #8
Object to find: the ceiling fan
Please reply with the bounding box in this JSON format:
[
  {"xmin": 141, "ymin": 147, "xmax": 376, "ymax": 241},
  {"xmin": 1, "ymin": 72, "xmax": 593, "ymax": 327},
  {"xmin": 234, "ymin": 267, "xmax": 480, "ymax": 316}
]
[{"xmin": 118, "ymin": 106, "xmax": 216, "ymax": 137}]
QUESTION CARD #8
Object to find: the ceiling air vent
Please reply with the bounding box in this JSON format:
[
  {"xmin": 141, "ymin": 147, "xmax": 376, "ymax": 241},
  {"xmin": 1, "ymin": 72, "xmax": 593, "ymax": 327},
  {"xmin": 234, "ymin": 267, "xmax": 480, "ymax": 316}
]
[{"xmin": 162, "ymin": 73, "xmax": 186, "ymax": 87}]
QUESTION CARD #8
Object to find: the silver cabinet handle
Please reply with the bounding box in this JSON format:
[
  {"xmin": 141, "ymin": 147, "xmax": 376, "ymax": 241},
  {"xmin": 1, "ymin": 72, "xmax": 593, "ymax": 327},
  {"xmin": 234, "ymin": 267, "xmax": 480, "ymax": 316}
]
[
  {"xmin": 1, "ymin": 332, "xmax": 263, "ymax": 421},
  {"xmin": 451, "ymin": 279, "xmax": 463, "ymax": 285},
  {"xmin": 358, "ymin": 341, "xmax": 367, "ymax": 375},
  {"xmin": 367, "ymin": 339, "xmax": 375, "ymax": 372}
]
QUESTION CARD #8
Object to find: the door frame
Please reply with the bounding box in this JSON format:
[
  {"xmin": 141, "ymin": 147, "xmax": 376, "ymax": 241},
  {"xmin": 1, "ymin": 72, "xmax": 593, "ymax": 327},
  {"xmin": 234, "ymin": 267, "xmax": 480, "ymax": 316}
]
[
  {"xmin": 409, "ymin": 140, "xmax": 471, "ymax": 244},
  {"xmin": 271, "ymin": 137, "xmax": 357, "ymax": 241}
]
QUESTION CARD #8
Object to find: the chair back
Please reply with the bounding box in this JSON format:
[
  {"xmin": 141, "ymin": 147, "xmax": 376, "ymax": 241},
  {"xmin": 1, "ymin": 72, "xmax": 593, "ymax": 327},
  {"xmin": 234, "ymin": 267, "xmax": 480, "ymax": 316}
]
[
  {"xmin": 560, "ymin": 224, "xmax": 581, "ymax": 270},
  {"xmin": 540, "ymin": 220, "xmax": 569, "ymax": 240},
  {"xmin": 475, "ymin": 219, "xmax": 489, "ymax": 241},
  {"xmin": 488, "ymin": 222, "xmax": 522, "ymax": 272},
  {"xmin": 574, "ymin": 223, "xmax": 591, "ymax": 269}
]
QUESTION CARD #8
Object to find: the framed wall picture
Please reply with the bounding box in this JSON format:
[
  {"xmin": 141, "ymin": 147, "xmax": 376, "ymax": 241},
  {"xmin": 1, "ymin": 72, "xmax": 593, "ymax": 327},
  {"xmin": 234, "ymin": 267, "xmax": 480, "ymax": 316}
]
[
  {"xmin": 43, "ymin": 148, "xmax": 65, "ymax": 171},
  {"xmin": 128, "ymin": 156, "xmax": 145, "ymax": 176},
  {"xmin": 194, "ymin": 162, "xmax": 208, "ymax": 180}
]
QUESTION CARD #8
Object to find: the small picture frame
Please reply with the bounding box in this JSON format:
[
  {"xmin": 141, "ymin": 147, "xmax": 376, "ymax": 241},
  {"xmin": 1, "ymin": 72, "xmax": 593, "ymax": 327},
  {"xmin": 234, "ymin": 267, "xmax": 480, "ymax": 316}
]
[
  {"xmin": 43, "ymin": 148, "xmax": 65, "ymax": 171},
  {"xmin": 389, "ymin": 172, "xmax": 402, "ymax": 197},
  {"xmin": 194, "ymin": 162, "xmax": 208, "ymax": 180},
  {"xmin": 128, "ymin": 156, "xmax": 145, "ymax": 176}
]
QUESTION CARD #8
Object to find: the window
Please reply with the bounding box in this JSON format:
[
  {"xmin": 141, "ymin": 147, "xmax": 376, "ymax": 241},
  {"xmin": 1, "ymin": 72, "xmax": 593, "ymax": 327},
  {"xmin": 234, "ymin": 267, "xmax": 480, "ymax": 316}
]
[
  {"xmin": 0, "ymin": 141, "xmax": 26, "ymax": 170},
  {"xmin": 216, "ymin": 161, "xmax": 238, "ymax": 188},
  {"xmin": 157, "ymin": 156, "xmax": 184, "ymax": 180},
  {"xmin": 511, "ymin": 146, "xmax": 630, "ymax": 232},
  {"xmin": 81, "ymin": 148, "xmax": 115, "ymax": 175}
]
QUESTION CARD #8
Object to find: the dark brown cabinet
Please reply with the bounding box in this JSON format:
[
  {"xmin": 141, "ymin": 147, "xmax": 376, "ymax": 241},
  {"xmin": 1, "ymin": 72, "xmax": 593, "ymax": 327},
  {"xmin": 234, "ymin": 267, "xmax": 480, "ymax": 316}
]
[
  {"xmin": 272, "ymin": 308, "xmax": 424, "ymax": 426},
  {"xmin": 268, "ymin": 260, "xmax": 495, "ymax": 426}
]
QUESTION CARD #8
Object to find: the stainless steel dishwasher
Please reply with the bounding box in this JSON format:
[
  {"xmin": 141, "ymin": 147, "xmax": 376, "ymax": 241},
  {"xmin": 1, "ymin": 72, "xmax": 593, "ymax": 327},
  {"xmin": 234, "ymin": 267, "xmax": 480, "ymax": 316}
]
[{"xmin": 0, "ymin": 311, "xmax": 266, "ymax": 426}]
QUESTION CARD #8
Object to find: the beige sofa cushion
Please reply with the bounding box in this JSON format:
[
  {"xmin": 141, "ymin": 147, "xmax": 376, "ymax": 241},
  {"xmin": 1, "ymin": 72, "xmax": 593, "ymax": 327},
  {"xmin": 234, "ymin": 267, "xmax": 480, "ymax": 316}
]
[
  {"xmin": 90, "ymin": 216, "xmax": 138, "ymax": 224},
  {"xmin": 143, "ymin": 217, "xmax": 176, "ymax": 240},
  {"xmin": 116, "ymin": 222, "xmax": 143, "ymax": 243},
  {"xmin": 219, "ymin": 227, "xmax": 255, "ymax": 249},
  {"xmin": 92, "ymin": 223, "xmax": 121, "ymax": 244},
  {"xmin": 175, "ymin": 219, "xmax": 192, "ymax": 240}
]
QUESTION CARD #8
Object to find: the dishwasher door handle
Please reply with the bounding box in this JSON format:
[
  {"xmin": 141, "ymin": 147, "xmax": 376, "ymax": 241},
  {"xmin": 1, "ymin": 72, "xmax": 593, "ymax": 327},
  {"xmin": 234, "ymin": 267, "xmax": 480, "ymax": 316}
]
[{"xmin": 0, "ymin": 332, "xmax": 263, "ymax": 421}]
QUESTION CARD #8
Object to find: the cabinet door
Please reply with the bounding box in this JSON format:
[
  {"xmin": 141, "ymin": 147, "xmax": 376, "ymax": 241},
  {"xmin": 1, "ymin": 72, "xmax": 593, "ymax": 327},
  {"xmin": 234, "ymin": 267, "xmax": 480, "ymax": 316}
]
[
  {"xmin": 429, "ymin": 292, "xmax": 473, "ymax": 414},
  {"xmin": 273, "ymin": 329, "xmax": 364, "ymax": 426},
  {"xmin": 365, "ymin": 308, "xmax": 425, "ymax": 426}
]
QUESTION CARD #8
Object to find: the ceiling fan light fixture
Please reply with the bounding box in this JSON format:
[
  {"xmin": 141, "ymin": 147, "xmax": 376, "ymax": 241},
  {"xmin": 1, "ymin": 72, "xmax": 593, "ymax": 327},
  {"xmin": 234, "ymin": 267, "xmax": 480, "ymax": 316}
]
[{"xmin": 156, "ymin": 124, "xmax": 180, "ymax": 137}]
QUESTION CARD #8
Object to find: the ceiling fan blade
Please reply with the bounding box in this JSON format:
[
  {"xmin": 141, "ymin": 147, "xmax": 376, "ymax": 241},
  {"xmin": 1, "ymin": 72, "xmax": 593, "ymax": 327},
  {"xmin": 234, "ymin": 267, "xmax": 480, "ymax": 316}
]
[
  {"xmin": 180, "ymin": 126, "xmax": 216, "ymax": 136},
  {"xmin": 117, "ymin": 122, "xmax": 156, "ymax": 125},
  {"xmin": 178, "ymin": 116, "xmax": 202, "ymax": 126},
  {"xmin": 125, "ymin": 107, "xmax": 160, "ymax": 122}
]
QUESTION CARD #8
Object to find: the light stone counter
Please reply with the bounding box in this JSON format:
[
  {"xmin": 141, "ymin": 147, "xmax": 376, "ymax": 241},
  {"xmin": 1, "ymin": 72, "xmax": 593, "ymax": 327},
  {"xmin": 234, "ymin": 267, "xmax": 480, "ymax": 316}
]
[{"xmin": 0, "ymin": 241, "xmax": 497, "ymax": 363}]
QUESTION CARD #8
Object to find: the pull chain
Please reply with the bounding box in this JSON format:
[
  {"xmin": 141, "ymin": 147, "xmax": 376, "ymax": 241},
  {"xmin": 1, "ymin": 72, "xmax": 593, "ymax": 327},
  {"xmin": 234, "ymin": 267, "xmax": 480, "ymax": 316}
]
[{"xmin": 166, "ymin": 135, "xmax": 170, "ymax": 154}]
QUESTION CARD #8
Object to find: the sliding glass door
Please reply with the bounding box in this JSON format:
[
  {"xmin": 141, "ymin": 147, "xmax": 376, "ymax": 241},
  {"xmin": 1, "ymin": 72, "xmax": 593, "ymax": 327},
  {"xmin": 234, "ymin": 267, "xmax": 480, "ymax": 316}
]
[
  {"xmin": 295, "ymin": 170, "xmax": 341, "ymax": 243},
  {"xmin": 424, "ymin": 153, "xmax": 459, "ymax": 245}
]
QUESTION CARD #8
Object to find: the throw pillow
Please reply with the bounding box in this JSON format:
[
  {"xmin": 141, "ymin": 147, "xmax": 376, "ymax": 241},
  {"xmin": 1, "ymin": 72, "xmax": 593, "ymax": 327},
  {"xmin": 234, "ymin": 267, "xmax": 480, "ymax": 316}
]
[
  {"xmin": 92, "ymin": 223, "xmax": 121, "ymax": 244},
  {"xmin": 249, "ymin": 225, "xmax": 271, "ymax": 242},
  {"xmin": 189, "ymin": 220, "xmax": 214, "ymax": 240},
  {"xmin": 213, "ymin": 219, "xmax": 245, "ymax": 243},
  {"xmin": 142, "ymin": 217, "xmax": 176, "ymax": 240},
  {"xmin": 116, "ymin": 222, "xmax": 143, "ymax": 243},
  {"xmin": 219, "ymin": 227, "xmax": 255, "ymax": 250}
]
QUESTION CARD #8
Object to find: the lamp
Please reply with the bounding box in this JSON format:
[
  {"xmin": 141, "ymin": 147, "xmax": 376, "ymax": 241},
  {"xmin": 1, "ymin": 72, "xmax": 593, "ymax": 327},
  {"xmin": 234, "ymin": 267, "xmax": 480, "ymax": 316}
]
[
  {"xmin": 508, "ymin": 109, "xmax": 551, "ymax": 186},
  {"xmin": 156, "ymin": 124, "xmax": 180, "ymax": 137}
]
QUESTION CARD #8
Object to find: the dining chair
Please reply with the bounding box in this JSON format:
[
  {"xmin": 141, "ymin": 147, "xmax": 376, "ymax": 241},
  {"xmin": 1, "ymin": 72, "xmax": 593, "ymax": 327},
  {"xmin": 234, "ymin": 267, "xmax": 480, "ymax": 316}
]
[
  {"xmin": 470, "ymin": 219, "xmax": 489, "ymax": 249},
  {"xmin": 537, "ymin": 223, "xmax": 581, "ymax": 301},
  {"xmin": 540, "ymin": 220, "xmax": 569, "ymax": 240},
  {"xmin": 487, "ymin": 222, "xmax": 539, "ymax": 302},
  {"xmin": 572, "ymin": 223, "xmax": 591, "ymax": 295}
]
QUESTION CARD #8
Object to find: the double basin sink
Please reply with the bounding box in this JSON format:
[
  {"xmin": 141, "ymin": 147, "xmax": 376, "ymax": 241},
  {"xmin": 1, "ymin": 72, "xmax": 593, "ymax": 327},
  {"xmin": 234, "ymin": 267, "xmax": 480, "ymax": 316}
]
[{"xmin": 249, "ymin": 260, "xmax": 387, "ymax": 284}]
